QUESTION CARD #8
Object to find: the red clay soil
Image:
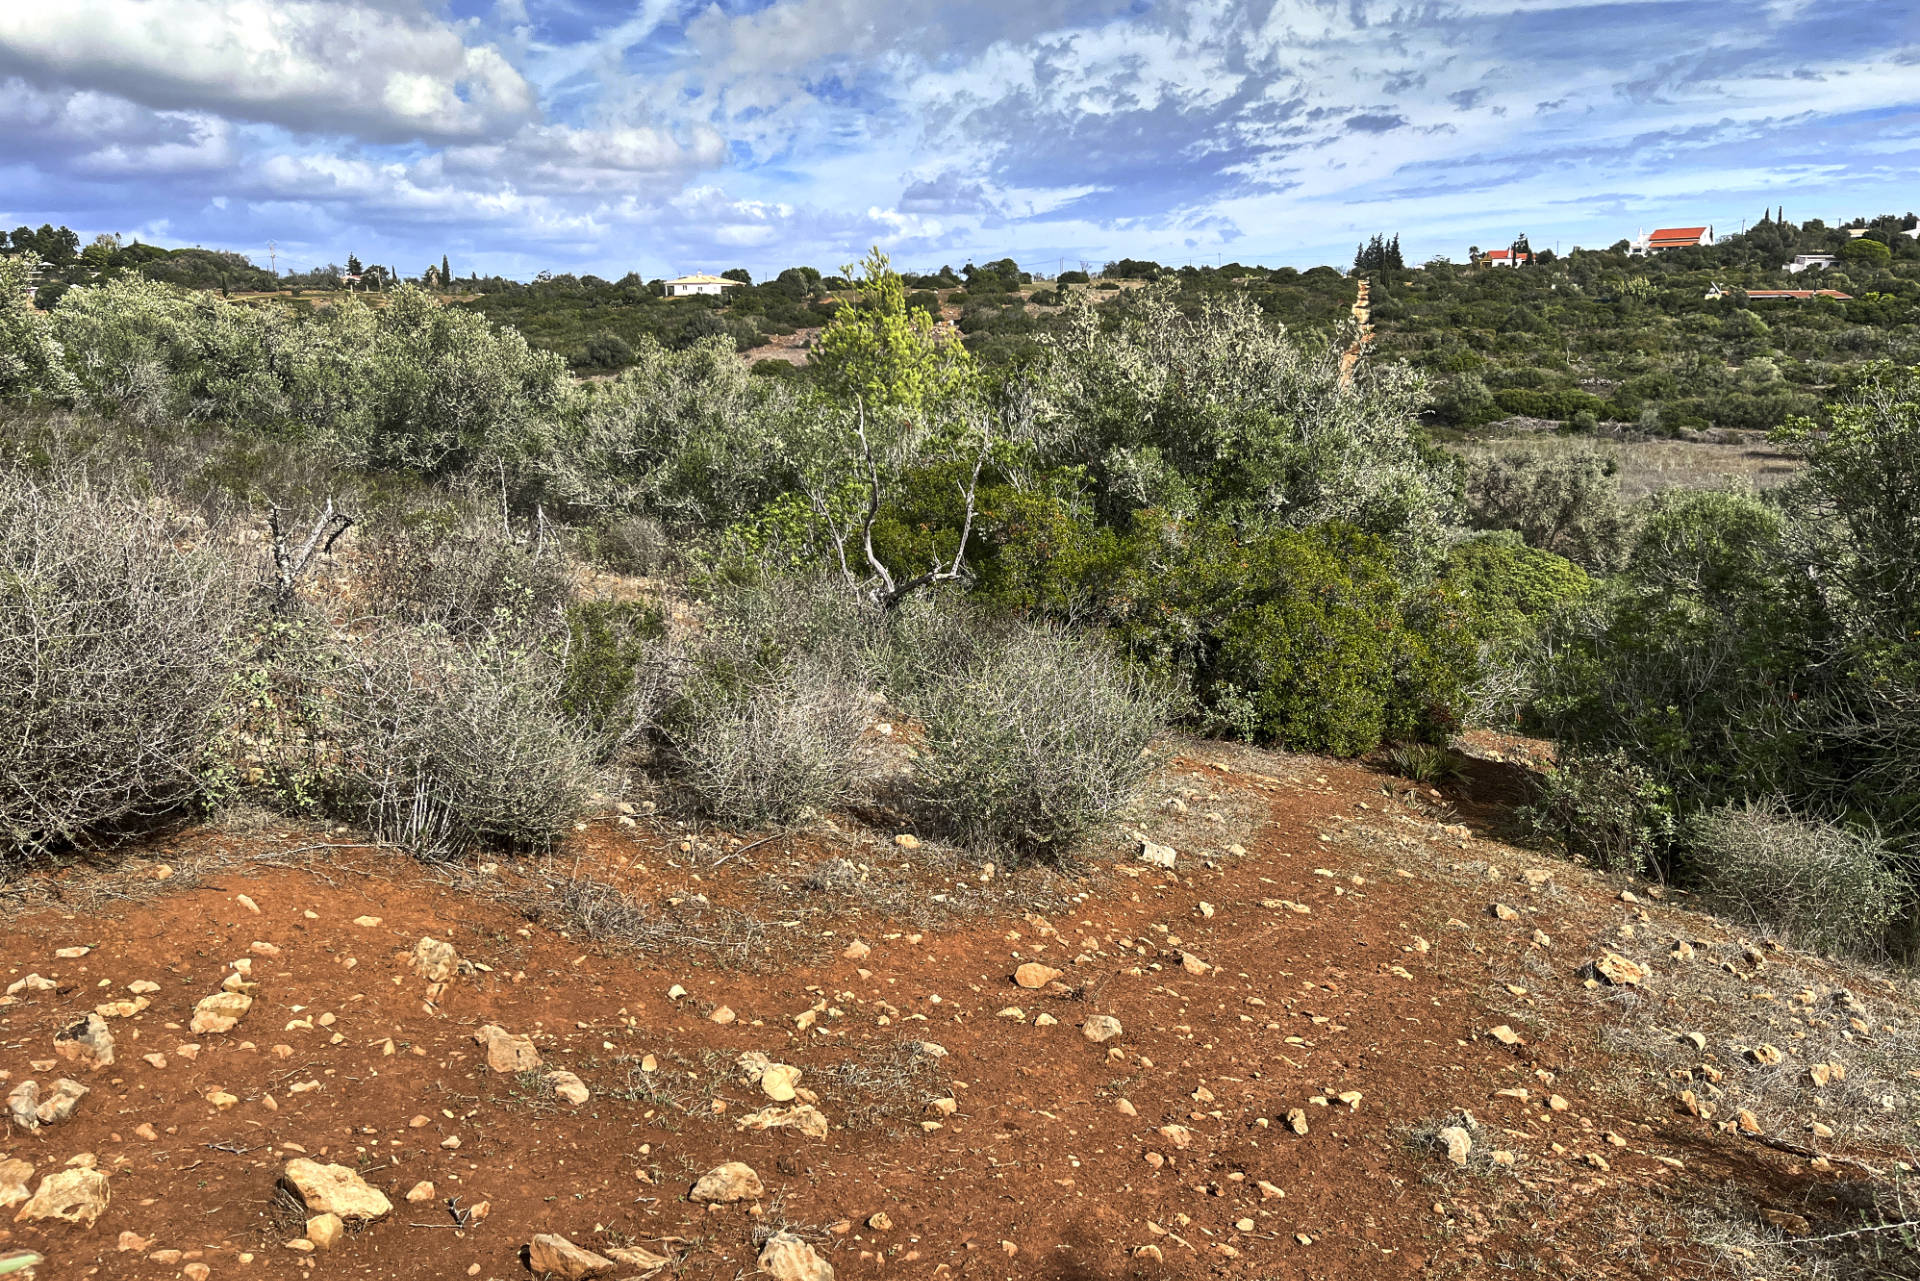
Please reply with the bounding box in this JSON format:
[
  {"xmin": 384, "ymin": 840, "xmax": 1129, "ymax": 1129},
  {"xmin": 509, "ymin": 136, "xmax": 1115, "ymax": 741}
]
[{"xmin": 0, "ymin": 738, "xmax": 1895, "ymax": 1280}]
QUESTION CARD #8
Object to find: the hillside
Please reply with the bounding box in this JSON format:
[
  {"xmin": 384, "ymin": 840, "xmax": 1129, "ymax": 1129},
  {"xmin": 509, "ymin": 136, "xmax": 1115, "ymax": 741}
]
[{"xmin": 5, "ymin": 732, "xmax": 1916, "ymax": 1281}]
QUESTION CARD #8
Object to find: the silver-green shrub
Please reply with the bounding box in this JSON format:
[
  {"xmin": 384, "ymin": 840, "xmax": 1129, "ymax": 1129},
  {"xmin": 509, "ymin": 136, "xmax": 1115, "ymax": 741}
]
[
  {"xmin": 904, "ymin": 618, "xmax": 1167, "ymax": 862},
  {"xmin": 0, "ymin": 476, "xmax": 246, "ymax": 858},
  {"xmin": 1692, "ymin": 800, "xmax": 1903, "ymax": 957},
  {"xmin": 326, "ymin": 625, "xmax": 600, "ymax": 856}
]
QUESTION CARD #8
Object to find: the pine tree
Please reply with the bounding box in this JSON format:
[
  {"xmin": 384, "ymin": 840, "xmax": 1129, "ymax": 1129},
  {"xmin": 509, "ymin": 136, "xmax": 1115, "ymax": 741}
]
[{"xmin": 441, "ymin": 254, "xmax": 451, "ymax": 288}]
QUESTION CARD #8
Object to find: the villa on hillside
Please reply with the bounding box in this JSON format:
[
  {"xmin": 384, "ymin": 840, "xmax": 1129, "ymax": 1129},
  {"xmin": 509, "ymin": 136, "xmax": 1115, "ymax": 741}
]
[
  {"xmin": 1477, "ymin": 248, "xmax": 1529, "ymax": 267},
  {"xmin": 1785, "ymin": 254, "xmax": 1839, "ymax": 274},
  {"xmin": 1706, "ymin": 284, "xmax": 1852, "ymax": 302},
  {"xmin": 1631, "ymin": 225, "xmax": 1714, "ymax": 255},
  {"xmin": 664, "ymin": 273, "xmax": 742, "ymax": 298}
]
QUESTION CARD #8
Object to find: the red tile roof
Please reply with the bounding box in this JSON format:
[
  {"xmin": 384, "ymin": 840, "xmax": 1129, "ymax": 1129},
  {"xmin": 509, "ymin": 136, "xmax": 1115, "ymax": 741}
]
[
  {"xmin": 1746, "ymin": 289, "xmax": 1851, "ymax": 300},
  {"xmin": 1484, "ymin": 249, "xmax": 1529, "ymax": 260},
  {"xmin": 1648, "ymin": 226, "xmax": 1709, "ymax": 244}
]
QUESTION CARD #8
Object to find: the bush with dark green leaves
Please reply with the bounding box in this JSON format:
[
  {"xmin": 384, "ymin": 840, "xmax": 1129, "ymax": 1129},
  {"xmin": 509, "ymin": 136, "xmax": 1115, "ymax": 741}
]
[{"xmin": 1520, "ymin": 748, "xmax": 1676, "ymax": 878}]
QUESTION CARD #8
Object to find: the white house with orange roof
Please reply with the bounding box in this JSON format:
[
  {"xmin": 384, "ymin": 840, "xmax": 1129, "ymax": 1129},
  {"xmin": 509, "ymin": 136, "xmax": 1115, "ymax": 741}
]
[{"xmin": 1630, "ymin": 225, "xmax": 1714, "ymax": 255}]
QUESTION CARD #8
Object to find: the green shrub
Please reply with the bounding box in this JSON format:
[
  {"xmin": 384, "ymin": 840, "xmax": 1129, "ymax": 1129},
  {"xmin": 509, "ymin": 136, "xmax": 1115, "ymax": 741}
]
[
  {"xmin": 327, "ymin": 625, "xmax": 599, "ymax": 856},
  {"xmin": 1520, "ymin": 748, "xmax": 1676, "ymax": 877},
  {"xmin": 559, "ymin": 600, "xmax": 671, "ymax": 755},
  {"xmin": 1131, "ymin": 521, "xmax": 1474, "ymax": 754},
  {"xmin": 1463, "ymin": 447, "xmax": 1634, "ymax": 572},
  {"xmin": 903, "ymin": 617, "xmax": 1166, "ymax": 861},
  {"xmin": 0, "ymin": 477, "xmax": 247, "ymax": 858},
  {"xmin": 1690, "ymin": 801, "xmax": 1903, "ymax": 956}
]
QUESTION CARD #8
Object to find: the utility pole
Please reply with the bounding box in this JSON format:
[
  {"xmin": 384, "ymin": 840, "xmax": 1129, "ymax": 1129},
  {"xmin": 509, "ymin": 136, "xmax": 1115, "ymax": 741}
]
[{"xmin": 268, "ymin": 239, "xmax": 278, "ymax": 277}]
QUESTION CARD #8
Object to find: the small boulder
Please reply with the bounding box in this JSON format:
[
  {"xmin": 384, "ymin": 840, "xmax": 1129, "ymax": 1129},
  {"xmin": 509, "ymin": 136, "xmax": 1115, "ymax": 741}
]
[
  {"xmin": 53, "ymin": 1013, "xmax": 115, "ymax": 1069},
  {"xmin": 1592, "ymin": 953, "xmax": 1647, "ymax": 987},
  {"xmin": 1081, "ymin": 1015, "xmax": 1123, "ymax": 1043},
  {"xmin": 474, "ymin": 1024, "xmax": 541, "ymax": 1073},
  {"xmin": 546, "ymin": 1070, "xmax": 591, "ymax": 1105},
  {"xmin": 0, "ymin": 1158, "xmax": 34, "ymax": 1210},
  {"xmin": 405, "ymin": 1181, "xmax": 436, "ymax": 1204},
  {"xmin": 527, "ymin": 1233, "xmax": 616, "ymax": 1280},
  {"xmin": 760, "ymin": 1064, "xmax": 802, "ymax": 1102},
  {"xmin": 1438, "ymin": 1125, "xmax": 1473, "ymax": 1166},
  {"xmin": 758, "ymin": 1230, "xmax": 835, "ymax": 1281},
  {"xmin": 191, "ymin": 991, "xmax": 253, "ymax": 1035},
  {"xmin": 13, "ymin": 1166, "xmax": 110, "ymax": 1226},
  {"xmin": 411, "ymin": 937, "xmax": 464, "ymax": 983},
  {"xmin": 690, "ymin": 1161, "xmax": 763, "ymax": 1204},
  {"xmin": 281, "ymin": 1158, "xmax": 393, "ymax": 1222},
  {"xmin": 1138, "ymin": 840, "xmax": 1176, "ymax": 869},
  {"xmin": 735, "ymin": 1104, "xmax": 829, "ymax": 1140},
  {"xmin": 1014, "ymin": 963, "xmax": 1062, "ymax": 990},
  {"xmin": 306, "ymin": 1212, "xmax": 343, "ymax": 1250}
]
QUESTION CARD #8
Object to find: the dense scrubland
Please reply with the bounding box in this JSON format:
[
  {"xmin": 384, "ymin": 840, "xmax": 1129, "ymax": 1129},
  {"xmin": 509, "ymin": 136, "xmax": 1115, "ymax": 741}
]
[{"xmin": 6, "ymin": 223, "xmax": 1920, "ymax": 975}]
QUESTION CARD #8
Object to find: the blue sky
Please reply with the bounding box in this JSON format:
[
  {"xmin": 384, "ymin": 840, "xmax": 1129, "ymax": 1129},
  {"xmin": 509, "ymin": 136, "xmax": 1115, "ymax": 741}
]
[{"xmin": 2, "ymin": 0, "xmax": 1917, "ymax": 281}]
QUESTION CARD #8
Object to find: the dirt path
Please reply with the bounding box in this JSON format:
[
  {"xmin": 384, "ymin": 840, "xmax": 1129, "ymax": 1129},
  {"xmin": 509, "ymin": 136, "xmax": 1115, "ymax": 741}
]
[{"xmin": 0, "ymin": 740, "xmax": 1906, "ymax": 1279}]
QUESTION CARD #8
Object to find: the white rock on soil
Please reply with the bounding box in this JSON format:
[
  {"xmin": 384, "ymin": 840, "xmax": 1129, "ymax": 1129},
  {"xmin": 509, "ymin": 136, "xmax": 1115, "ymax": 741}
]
[
  {"xmin": 53, "ymin": 1013, "xmax": 115, "ymax": 1068},
  {"xmin": 1081, "ymin": 1015, "xmax": 1124, "ymax": 1043},
  {"xmin": 473, "ymin": 1025, "xmax": 542, "ymax": 1073},
  {"xmin": 758, "ymin": 1230, "xmax": 835, "ymax": 1281},
  {"xmin": 526, "ymin": 1233, "xmax": 616, "ymax": 1280},
  {"xmin": 190, "ymin": 991, "xmax": 253, "ymax": 1035},
  {"xmin": 689, "ymin": 1161, "xmax": 763, "ymax": 1204},
  {"xmin": 281, "ymin": 1158, "xmax": 393, "ymax": 1222},
  {"xmin": 13, "ymin": 1166, "xmax": 110, "ymax": 1226}
]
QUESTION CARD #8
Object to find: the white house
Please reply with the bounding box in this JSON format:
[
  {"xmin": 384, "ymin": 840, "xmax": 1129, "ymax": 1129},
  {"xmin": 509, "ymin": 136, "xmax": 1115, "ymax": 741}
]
[
  {"xmin": 1630, "ymin": 225, "xmax": 1713, "ymax": 255},
  {"xmin": 1479, "ymin": 248, "xmax": 1528, "ymax": 267},
  {"xmin": 664, "ymin": 273, "xmax": 742, "ymax": 298},
  {"xmin": 1784, "ymin": 254, "xmax": 1838, "ymax": 274}
]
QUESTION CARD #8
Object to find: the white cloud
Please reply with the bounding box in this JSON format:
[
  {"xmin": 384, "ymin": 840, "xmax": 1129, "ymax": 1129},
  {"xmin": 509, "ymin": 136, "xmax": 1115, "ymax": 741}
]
[{"xmin": 0, "ymin": 0, "xmax": 537, "ymax": 142}]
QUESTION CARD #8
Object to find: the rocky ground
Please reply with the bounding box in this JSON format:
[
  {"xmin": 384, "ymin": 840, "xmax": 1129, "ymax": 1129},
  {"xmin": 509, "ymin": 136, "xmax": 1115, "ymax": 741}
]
[{"xmin": 2, "ymin": 734, "xmax": 1916, "ymax": 1280}]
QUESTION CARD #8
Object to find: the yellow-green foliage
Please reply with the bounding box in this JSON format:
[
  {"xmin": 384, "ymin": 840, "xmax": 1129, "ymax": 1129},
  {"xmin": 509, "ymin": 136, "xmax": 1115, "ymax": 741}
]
[{"xmin": 812, "ymin": 247, "xmax": 974, "ymax": 417}]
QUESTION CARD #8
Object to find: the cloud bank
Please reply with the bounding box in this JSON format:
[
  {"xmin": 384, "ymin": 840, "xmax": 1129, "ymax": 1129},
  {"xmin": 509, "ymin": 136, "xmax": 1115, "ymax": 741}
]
[{"xmin": 1, "ymin": 0, "xmax": 1915, "ymax": 279}]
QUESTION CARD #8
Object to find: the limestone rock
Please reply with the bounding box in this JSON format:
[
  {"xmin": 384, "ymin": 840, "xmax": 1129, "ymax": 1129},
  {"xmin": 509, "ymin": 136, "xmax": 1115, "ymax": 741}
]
[
  {"xmin": 1592, "ymin": 953, "xmax": 1647, "ymax": 987},
  {"xmin": 1081, "ymin": 1015, "xmax": 1123, "ymax": 1043},
  {"xmin": 760, "ymin": 1064, "xmax": 802, "ymax": 1102},
  {"xmin": 53, "ymin": 1013, "xmax": 115, "ymax": 1068},
  {"xmin": 0, "ymin": 1158, "xmax": 33, "ymax": 1210},
  {"xmin": 1014, "ymin": 963, "xmax": 1062, "ymax": 990},
  {"xmin": 191, "ymin": 991, "xmax": 253, "ymax": 1035},
  {"xmin": 13, "ymin": 1166, "xmax": 110, "ymax": 1226},
  {"xmin": 546, "ymin": 1070, "xmax": 591, "ymax": 1105},
  {"xmin": 306, "ymin": 1212, "xmax": 343, "ymax": 1250},
  {"xmin": 758, "ymin": 1230, "xmax": 835, "ymax": 1281},
  {"xmin": 1138, "ymin": 840, "xmax": 1176, "ymax": 869},
  {"xmin": 841, "ymin": 939, "xmax": 870, "ymax": 962},
  {"xmin": 281, "ymin": 1159, "xmax": 393, "ymax": 1222},
  {"xmin": 736, "ymin": 1104, "xmax": 830, "ymax": 1140},
  {"xmin": 474, "ymin": 1025, "xmax": 542, "ymax": 1073},
  {"xmin": 604, "ymin": 1244, "xmax": 673, "ymax": 1273},
  {"xmin": 527, "ymin": 1233, "xmax": 616, "ymax": 1280},
  {"xmin": 1438, "ymin": 1125, "xmax": 1473, "ymax": 1166},
  {"xmin": 689, "ymin": 1161, "xmax": 763, "ymax": 1204},
  {"xmin": 411, "ymin": 937, "xmax": 464, "ymax": 983},
  {"xmin": 405, "ymin": 1181, "xmax": 436, "ymax": 1204}
]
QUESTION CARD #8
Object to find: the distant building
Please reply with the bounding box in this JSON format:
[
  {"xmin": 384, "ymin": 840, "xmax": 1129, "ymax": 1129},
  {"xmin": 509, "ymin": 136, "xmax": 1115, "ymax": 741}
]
[
  {"xmin": 1631, "ymin": 225, "xmax": 1713, "ymax": 255},
  {"xmin": 1784, "ymin": 254, "xmax": 1838, "ymax": 274},
  {"xmin": 1743, "ymin": 288, "xmax": 1843, "ymax": 301},
  {"xmin": 1478, "ymin": 248, "xmax": 1529, "ymax": 267},
  {"xmin": 664, "ymin": 273, "xmax": 743, "ymax": 298}
]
